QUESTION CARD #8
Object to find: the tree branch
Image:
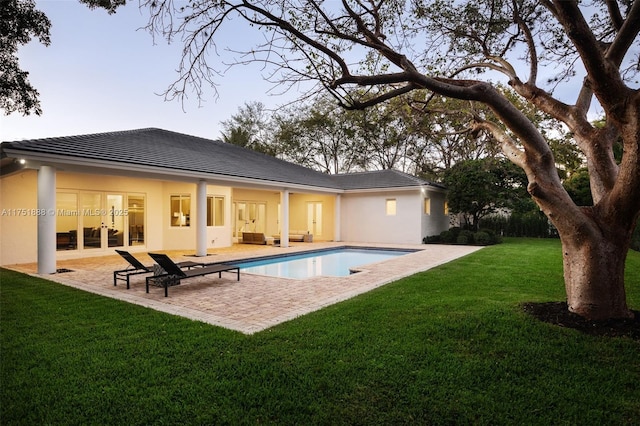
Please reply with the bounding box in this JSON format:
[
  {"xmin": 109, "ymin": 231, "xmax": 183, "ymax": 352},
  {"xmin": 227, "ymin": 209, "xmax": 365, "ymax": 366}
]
[
  {"xmin": 605, "ymin": 0, "xmax": 624, "ymax": 31},
  {"xmin": 605, "ymin": 0, "xmax": 640, "ymax": 67},
  {"xmin": 511, "ymin": 0, "xmax": 538, "ymax": 85},
  {"xmin": 550, "ymin": 0, "xmax": 631, "ymax": 112}
]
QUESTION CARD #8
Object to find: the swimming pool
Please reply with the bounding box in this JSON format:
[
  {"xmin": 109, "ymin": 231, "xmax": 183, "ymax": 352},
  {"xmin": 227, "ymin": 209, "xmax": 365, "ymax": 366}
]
[{"xmin": 235, "ymin": 247, "xmax": 416, "ymax": 279}]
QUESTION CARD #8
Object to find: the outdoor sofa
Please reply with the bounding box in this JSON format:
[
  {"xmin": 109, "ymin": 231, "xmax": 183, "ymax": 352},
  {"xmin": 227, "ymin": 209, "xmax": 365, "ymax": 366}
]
[
  {"xmin": 272, "ymin": 231, "xmax": 312, "ymax": 242},
  {"xmin": 241, "ymin": 232, "xmax": 267, "ymax": 244}
]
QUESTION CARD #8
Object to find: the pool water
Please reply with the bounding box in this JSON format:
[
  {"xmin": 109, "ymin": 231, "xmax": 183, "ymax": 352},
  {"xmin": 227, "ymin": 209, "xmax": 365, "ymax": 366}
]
[{"xmin": 236, "ymin": 248, "xmax": 414, "ymax": 279}]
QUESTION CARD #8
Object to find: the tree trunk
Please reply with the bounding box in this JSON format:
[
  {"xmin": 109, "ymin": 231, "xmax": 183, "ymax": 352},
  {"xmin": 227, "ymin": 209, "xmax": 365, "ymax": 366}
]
[{"xmin": 560, "ymin": 232, "xmax": 634, "ymax": 320}]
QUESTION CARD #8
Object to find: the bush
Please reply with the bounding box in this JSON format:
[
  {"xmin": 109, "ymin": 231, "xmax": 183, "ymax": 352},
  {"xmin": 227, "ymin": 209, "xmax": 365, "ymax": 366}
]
[
  {"xmin": 423, "ymin": 235, "xmax": 440, "ymax": 244},
  {"xmin": 474, "ymin": 231, "xmax": 492, "ymax": 245},
  {"xmin": 481, "ymin": 212, "xmax": 555, "ymax": 238},
  {"xmin": 456, "ymin": 234, "xmax": 469, "ymax": 244},
  {"xmin": 479, "ymin": 228, "xmax": 502, "ymax": 245},
  {"xmin": 425, "ymin": 227, "xmax": 501, "ymax": 246},
  {"xmin": 437, "ymin": 227, "xmax": 460, "ymax": 244},
  {"xmin": 457, "ymin": 230, "xmax": 475, "ymax": 245},
  {"xmin": 439, "ymin": 230, "xmax": 455, "ymax": 244}
]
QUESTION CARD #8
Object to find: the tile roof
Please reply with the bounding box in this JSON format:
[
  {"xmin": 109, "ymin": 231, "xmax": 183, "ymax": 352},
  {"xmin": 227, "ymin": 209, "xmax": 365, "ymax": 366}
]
[
  {"xmin": 332, "ymin": 169, "xmax": 444, "ymax": 190},
  {"xmin": 1, "ymin": 128, "xmax": 442, "ymax": 191}
]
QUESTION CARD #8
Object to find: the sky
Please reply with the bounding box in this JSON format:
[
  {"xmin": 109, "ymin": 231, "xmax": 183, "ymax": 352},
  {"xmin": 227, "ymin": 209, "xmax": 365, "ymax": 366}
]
[
  {"xmin": 2, "ymin": 1, "xmax": 636, "ymax": 143},
  {"xmin": 1, "ymin": 0, "xmax": 302, "ymax": 142}
]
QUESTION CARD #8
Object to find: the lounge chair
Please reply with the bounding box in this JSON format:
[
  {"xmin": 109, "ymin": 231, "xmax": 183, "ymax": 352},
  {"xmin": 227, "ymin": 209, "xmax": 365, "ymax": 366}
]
[
  {"xmin": 113, "ymin": 250, "xmax": 204, "ymax": 289},
  {"xmin": 146, "ymin": 252, "xmax": 240, "ymax": 297}
]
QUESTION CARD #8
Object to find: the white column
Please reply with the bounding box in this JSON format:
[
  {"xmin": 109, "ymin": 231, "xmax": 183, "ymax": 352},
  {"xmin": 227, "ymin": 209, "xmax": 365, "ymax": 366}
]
[
  {"xmin": 195, "ymin": 180, "xmax": 207, "ymax": 256},
  {"xmin": 280, "ymin": 189, "xmax": 290, "ymax": 248},
  {"xmin": 334, "ymin": 194, "xmax": 341, "ymax": 242},
  {"xmin": 37, "ymin": 165, "xmax": 56, "ymax": 274}
]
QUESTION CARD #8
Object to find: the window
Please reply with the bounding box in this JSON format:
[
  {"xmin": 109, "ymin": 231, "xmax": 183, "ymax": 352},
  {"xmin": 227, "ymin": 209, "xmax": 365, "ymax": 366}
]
[
  {"xmin": 128, "ymin": 195, "xmax": 145, "ymax": 246},
  {"xmin": 386, "ymin": 199, "xmax": 396, "ymax": 216},
  {"xmin": 171, "ymin": 195, "xmax": 190, "ymax": 227},
  {"xmin": 444, "ymin": 201, "xmax": 449, "ymax": 215},
  {"xmin": 207, "ymin": 196, "xmax": 225, "ymax": 226},
  {"xmin": 56, "ymin": 193, "xmax": 78, "ymax": 251},
  {"xmin": 424, "ymin": 198, "xmax": 431, "ymax": 215}
]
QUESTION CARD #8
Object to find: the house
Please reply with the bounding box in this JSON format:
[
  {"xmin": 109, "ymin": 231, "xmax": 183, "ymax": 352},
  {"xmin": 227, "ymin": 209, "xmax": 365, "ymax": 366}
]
[{"xmin": 0, "ymin": 128, "xmax": 449, "ymax": 273}]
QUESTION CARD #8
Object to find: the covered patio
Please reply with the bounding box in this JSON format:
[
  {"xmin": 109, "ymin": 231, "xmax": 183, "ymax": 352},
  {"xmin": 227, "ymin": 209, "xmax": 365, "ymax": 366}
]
[{"xmin": 5, "ymin": 242, "xmax": 482, "ymax": 334}]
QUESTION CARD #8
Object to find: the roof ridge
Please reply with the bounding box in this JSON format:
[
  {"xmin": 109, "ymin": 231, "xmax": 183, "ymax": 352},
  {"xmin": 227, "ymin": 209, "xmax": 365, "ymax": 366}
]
[
  {"xmin": 333, "ymin": 169, "xmax": 387, "ymax": 177},
  {"xmin": 2, "ymin": 127, "xmax": 162, "ymax": 145},
  {"xmin": 386, "ymin": 169, "xmax": 427, "ymax": 184}
]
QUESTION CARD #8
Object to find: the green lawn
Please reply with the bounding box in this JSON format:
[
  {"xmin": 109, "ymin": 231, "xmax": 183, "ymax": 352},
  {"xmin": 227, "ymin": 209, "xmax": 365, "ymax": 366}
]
[{"xmin": 1, "ymin": 238, "xmax": 639, "ymax": 425}]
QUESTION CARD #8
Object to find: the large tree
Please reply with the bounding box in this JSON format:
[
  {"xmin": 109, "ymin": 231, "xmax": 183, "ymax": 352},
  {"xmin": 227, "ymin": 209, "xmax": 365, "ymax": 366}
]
[
  {"xmin": 88, "ymin": 0, "xmax": 639, "ymax": 320},
  {"xmin": 0, "ymin": 0, "xmax": 51, "ymax": 116},
  {"xmin": 220, "ymin": 101, "xmax": 278, "ymax": 155},
  {"xmin": 273, "ymin": 97, "xmax": 362, "ymax": 173},
  {"xmin": 274, "ymin": 93, "xmax": 426, "ymax": 174},
  {"xmin": 444, "ymin": 158, "xmax": 530, "ymax": 231}
]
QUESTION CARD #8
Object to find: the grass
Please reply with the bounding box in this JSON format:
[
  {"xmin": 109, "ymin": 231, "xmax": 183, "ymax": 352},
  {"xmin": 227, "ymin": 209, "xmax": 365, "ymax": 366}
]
[{"xmin": 1, "ymin": 238, "xmax": 639, "ymax": 425}]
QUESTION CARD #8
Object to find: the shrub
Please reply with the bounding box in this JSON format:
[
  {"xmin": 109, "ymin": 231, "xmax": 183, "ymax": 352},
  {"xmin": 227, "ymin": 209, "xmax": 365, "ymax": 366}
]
[
  {"xmin": 456, "ymin": 230, "xmax": 475, "ymax": 245},
  {"xmin": 425, "ymin": 227, "xmax": 504, "ymax": 246},
  {"xmin": 481, "ymin": 213, "xmax": 555, "ymax": 238},
  {"xmin": 439, "ymin": 230, "xmax": 455, "ymax": 244},
  {"xmin": 474, "ymin": 231, "xmax": 492, "ymax": 245},
  {"xmin": 478, "ymin": 228, "xmax": 502, "ymax": 245},
  {"xmin": 456, "ymin": 234, "xmax": 469, "ymax": 244},
  {"xmin": 423, "ymin": 235, "xmax": 440, "ymax": 244},
  {"xmin": 425, "ymin": 227, "xmax": 502, "ymax": 246}
]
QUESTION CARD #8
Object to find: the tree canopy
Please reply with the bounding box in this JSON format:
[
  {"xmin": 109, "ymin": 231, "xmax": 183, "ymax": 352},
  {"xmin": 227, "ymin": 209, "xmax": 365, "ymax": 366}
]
[
  {"xmin": 0, "ymin": 0, "xmax": 51, "ymax": 116},
  {"xmin": 443, "ymin": 158, "xmax": 530, "ymax": 230}
]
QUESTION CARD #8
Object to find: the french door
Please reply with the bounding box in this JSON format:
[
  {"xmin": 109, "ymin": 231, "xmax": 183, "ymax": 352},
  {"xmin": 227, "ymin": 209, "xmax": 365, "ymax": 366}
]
[
  {"xmin": 307, "ymin": 202, "xmax": 323, "ymax": 237},
  {"xmin": 56, "ymin": 192, "xmax": 145, "ymax": 251},
  {"xmin": 234, "ymin": 202, "xmax": 266, "ymax": 238},
  {"xmin": 80, "ymin": 193, "xmax": 125, "ymax": 249}
]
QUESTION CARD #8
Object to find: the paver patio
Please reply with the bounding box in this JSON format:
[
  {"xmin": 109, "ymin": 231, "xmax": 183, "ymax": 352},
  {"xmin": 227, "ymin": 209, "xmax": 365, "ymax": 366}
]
[{"xmin": 5, "ymin": 242, "xmax": 482, "ymax": 334}]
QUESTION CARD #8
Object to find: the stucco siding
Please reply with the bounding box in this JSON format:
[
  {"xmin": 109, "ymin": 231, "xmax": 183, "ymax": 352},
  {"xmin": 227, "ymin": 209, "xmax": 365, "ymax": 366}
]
[
  {"xmin": 162, "ymin": 181, "xmax": 233, "ymax": 251},
  {"xmin": 340, "ymin": 190, "xmax": 423, "ymax": 244},
  {"xmin": 421, "ymin": 189, "xmax": 450, "ymax": 239}
]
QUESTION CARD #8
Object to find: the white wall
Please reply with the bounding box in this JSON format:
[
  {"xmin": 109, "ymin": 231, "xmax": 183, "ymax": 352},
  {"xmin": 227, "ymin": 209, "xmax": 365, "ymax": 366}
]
[
  {"xmin": 421, "ymin": 188, "xmax": 450, "ymax": 239},
  {"xmin": 340, "ymin": 190, "xmax": 423, "ymax": 244}
]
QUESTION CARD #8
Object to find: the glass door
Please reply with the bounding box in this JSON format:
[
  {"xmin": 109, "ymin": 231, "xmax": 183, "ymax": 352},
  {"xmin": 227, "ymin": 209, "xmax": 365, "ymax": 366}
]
[
  {"xmin": 106, "ymin": 194, "xmax": 124, "ymax": 248},
  {"xmin": 80, "ymin": 193, "xmax": 103, "ymax": 250},
  {"xmin": 56, "ymin": 193, "xmax": 78, "ymax": 251},
  {"xmin": 128, "ymin": 195, "xmax": 145, "ymax": 246},
  {"xmin": 78, "ymin": 193, "xmax": 126, "ymax": 250},
  {"xmin": 234, "ymin": 201, "xmax": 266, "ymax": 238},
  {"xmin": 58, "ymin": 191, "xmax": 142, "ymax": 251}
]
